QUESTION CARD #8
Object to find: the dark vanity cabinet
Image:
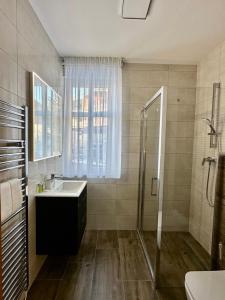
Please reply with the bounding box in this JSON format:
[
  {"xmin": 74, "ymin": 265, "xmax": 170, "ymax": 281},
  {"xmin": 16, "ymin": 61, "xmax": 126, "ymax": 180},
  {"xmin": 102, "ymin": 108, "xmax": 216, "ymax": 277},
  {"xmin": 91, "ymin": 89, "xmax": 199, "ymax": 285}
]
[{"xmin": 36, "ymin": 187, "xmax": 87, "ymax": 255}]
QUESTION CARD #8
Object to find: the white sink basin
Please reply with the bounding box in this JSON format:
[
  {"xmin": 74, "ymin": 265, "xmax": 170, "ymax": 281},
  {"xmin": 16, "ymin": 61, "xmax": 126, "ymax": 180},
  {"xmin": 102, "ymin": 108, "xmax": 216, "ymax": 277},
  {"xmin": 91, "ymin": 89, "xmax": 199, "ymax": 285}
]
[
  {"xmin": 36, "ymin": 180, "xmax": 87, "ymax": 197},
  {"xmin": 56, "ymin": 181, "xmax": 86, "ymax": 192}
]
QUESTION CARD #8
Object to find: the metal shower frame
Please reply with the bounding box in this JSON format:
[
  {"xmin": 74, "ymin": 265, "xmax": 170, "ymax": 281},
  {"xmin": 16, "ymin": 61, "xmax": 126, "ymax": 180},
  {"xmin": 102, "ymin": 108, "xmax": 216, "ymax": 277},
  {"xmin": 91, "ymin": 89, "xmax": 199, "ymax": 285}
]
[{"xmin": 136, "ymin": 86, "xmax": 167, "ymax": 287}]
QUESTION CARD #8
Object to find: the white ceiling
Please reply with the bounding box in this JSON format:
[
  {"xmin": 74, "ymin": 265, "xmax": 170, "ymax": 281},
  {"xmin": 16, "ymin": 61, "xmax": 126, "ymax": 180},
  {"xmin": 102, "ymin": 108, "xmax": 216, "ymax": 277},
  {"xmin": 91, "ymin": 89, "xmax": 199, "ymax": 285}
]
[{"xmin": 29, "ymin": 0, "xmax": 225, "ymax": 64}]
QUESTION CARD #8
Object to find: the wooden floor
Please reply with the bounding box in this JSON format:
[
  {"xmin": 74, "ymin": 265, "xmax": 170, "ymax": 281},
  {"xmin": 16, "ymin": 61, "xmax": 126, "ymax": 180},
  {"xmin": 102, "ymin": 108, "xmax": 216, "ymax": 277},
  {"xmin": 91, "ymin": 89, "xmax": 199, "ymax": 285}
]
[{"xmin": 27, "ymin": 230, "xmax": 210, "ymax": 300}]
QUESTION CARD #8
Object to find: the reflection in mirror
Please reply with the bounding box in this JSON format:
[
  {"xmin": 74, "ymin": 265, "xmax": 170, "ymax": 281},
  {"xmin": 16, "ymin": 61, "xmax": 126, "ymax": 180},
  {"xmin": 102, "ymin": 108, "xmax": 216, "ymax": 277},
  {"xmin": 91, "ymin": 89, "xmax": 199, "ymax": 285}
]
[{"xmin": 30, "ymin": 72, "xmax": 62, "ymax": 161}]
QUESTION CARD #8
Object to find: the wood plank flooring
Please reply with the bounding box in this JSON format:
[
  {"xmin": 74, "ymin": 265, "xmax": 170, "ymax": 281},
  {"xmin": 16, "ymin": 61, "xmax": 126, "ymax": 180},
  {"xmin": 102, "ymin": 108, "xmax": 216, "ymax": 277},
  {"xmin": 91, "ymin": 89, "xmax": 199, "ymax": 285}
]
[
  {"xmin": 27, "ymin": 230, "xmax": 209, "ymax": 300},
  {"xmin": 143, "ymin": 231, "xmax": 210, "ymax": 288}
]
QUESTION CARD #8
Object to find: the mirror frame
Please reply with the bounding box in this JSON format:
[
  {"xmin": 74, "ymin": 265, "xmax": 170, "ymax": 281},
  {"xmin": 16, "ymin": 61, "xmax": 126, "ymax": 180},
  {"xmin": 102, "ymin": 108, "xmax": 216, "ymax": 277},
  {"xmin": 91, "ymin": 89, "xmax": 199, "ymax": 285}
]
[{"xmin": 30, "ymin": 72, "xmax": 63, "ymax": 161}]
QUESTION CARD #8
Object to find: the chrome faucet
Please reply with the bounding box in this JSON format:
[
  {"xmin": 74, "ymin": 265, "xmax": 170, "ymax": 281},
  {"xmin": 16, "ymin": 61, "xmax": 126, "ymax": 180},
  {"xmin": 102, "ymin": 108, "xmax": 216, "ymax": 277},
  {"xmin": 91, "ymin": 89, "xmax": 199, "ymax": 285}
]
[
  {"xmin": 44, "ymin": 174, "xmax": 56, "ymax": 190},
  {"xmin": 51, "ymin": 173, "xmax": 63, "ymax": 179}
]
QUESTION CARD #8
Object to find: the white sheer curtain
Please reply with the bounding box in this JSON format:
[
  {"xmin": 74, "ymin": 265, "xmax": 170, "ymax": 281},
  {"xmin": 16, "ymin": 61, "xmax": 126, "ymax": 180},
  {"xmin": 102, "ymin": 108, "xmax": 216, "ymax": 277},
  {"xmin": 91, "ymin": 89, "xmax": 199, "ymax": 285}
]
[{"xmin": 63, "ymin": 57, "xmax": 122, "ymax": 178}]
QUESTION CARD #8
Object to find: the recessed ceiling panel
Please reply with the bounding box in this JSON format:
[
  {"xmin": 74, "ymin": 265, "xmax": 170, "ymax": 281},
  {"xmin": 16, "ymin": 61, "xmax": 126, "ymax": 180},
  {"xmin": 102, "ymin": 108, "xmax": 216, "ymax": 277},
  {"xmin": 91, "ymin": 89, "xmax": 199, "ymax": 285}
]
[{"xmin": 121, "ymin": 0, "xmax": 152, "ymax": 19}]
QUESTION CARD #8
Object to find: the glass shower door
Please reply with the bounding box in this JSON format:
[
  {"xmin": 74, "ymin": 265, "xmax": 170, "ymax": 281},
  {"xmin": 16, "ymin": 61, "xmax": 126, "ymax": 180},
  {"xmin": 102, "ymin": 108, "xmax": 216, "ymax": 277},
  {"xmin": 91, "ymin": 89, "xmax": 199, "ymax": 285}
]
[{"xmin": 137, "ymin": 87, "xmax": 167, "ymax": 285}]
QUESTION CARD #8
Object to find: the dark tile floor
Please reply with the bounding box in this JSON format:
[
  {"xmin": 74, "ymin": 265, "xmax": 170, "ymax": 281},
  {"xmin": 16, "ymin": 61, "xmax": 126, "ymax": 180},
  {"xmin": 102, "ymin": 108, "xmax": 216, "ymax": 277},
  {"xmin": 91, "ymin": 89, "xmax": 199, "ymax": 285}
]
[{"xmin": 27, "ymin": 230, "xmax": 210, "ymax": 300}]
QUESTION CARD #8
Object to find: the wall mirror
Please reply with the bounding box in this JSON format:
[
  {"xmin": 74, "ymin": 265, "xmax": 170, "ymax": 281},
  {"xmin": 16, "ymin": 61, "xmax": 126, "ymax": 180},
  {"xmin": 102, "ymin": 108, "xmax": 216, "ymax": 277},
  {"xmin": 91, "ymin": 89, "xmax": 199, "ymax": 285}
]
[{"xmin": 30, "ymin": 72, "xmax": 62, "ymax": 161}]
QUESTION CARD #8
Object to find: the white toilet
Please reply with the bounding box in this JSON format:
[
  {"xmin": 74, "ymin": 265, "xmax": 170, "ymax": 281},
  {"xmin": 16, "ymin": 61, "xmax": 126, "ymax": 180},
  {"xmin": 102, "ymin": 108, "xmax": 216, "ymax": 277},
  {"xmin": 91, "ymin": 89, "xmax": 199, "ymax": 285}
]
[{"xmin": 185, "ymin": 271, "xmax": 225, "ymax": 300}]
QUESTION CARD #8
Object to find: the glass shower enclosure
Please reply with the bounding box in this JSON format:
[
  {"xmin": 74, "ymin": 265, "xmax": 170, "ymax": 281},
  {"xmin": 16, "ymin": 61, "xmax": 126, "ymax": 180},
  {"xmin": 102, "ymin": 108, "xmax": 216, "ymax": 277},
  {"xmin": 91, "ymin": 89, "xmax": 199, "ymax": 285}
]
[
  {"xmin": 137, "ymin": 86, "xmax": 167, "ymax": 286},
  {"xmin": 137, "ymin": 86, "xmax": 211, "ymax": 292}
]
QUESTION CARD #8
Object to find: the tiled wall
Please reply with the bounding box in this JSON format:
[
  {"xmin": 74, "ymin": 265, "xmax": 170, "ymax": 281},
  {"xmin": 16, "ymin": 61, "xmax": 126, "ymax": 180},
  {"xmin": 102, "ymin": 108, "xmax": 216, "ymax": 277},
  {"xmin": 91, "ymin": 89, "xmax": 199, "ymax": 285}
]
[
  {"xmin": 0, "ymin": 0, "xmax": 63, "ymax": 285},
  {"xmin": 189, "ymin": 40, "xmax": 225, "ymax": 254},
  {"xmin": 87, "ymin": 63, "xmax": 196, "ymax": 231}
]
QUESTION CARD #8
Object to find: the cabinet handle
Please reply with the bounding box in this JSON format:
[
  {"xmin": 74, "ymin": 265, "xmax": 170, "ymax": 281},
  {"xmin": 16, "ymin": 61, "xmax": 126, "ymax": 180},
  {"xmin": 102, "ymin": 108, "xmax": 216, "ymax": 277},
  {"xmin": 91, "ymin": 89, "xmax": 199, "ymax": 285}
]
[
  {"xmin": 151, "ymin": 177, "xmax": 158, "ymax": 196},
  {"xmin": 219, "ymin": 242, "xmax": 223, "ymax": 261}
]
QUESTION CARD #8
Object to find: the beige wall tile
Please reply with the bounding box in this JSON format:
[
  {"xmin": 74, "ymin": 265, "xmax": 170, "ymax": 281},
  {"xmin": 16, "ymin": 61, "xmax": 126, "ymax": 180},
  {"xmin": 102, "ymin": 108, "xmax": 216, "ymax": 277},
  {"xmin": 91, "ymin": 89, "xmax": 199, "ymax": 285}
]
[
  {"xmin": 0, "ymin": 49, "xmax": 17, "ymax": 94},
  {"xmin": 129, "ymin": 86, "xmax": 160, "ymax": 104},
  {"xmin": 169, "ymin": 65, "xmax": 197, "ymax": 72},
  {"xmin": 0, "ymin": 10, "xmax": 17, "ymax": 59},
  {"xmin": 88, "ymin": 183, "xmax": 117, "ymax": 199},
  {"xmin": 118, "ymin": 168, "xmax": 139, "ymax": 185},
  {"xmin": 0, "ymin": 0, "xmax": 16, "ymax": 25},
  {"xmin": 167, "ymin": 104, "xmax": 195, "ymax": 122},
  {"xmin": 220, "ymin": 72, "xmax": 225, "ymax": 89},
  {"xmin": 116, "ymin": 215, "xmax": 136, "ymax": 230},
  {"xmin": 17, "ymin": 66, "xmax": 30, "ymax": 100},
  {"xmin": 163, "ymin": 200, "xmax": 189, "ymax": 217},
  {"xmin": 166, "ymin": 137, "xmax": 193, "ymax": 154},
  {"xmin": 169, "ymin": 71, "xmax": 196, "ymax": 88},
  {"xmin": 0, "ymin": 86, "xmax": 17, "ymax": 104},
  {"xmin": 17, "ymin": 33, "xmax": 35, "ymax": 71},
  {"xmin": 164, "ymin": 169, "xmax": 192, "ymax": 186},
  {"xmin": 125, "ymin": 70, "xmax": 149, "ymax": 87},
  {"xmin": 142, "ymin": 216, "xmax": 157, "ymax": 230},
  {"xmin": 197, "ymin": 45, "xmax": 220, "ymax": 88},
  {"xmin": 115, "ymin": 199, "xmax": 137, "ymax": 216},
  {"xmin": 116, "ymin": 184, "xmax": 138, "ymax": 200},
  {"xmin": 142, "ymin": 200, "xmax": 157, "ymax": 216},
  {"xmin": 165, "ymin": 153, "xmax": 193, "ymax": 170},
  {"xmin": 129, "ymin": 103, "xmax": 143, "ymax": 120},
  {"xmin": 162, "ymin": 214, "xmax": 189, "ymax": 231},
  {"xmin": 87, "ymin": 199, "xmax": 116, "ymax": 215},
  {"xmin": 127, "ymin": 136, "xmax": 140, "ymax": 153},
  {"xmin": 95, "ymin": 214, "xmax": 117, "ymax": 229},
  {"xmin": 124, "ymin": 63, "xmax": 169, "ymax": 71},
  {"xmin": 127, "ymin": 153, "xmax": 140, "ymax": 169},
  {"xmin": 168, "ymin": 88, "xmax": 196, "ymax": 106},
  {"xmin": 129, "ymin": 120, "xmax": 141, "ymax": 137},
  {"xmin": 220, "ymin": 40, "xmax": 225, "ymax": 75},
  {"xmin": 164, "ymin": 185, "xmax": 191, "ymax": 202},
  {"xmin": 166, "ymin": 121, "xmax": 194, "ymax": 138},
  {"xmin": 126, "ymin": 70, "xmax": 168, "ymax": 87},
  {"xmin": 148, "ymin": 71, "xmax": 169, "ymax": 86},
  {"xmin": 199, "ymin": 229, "xmax": 212, "ymax": 254},
  {"xmin": 86, "ymin": 214, "xmax": 97, "ymax": 229}
]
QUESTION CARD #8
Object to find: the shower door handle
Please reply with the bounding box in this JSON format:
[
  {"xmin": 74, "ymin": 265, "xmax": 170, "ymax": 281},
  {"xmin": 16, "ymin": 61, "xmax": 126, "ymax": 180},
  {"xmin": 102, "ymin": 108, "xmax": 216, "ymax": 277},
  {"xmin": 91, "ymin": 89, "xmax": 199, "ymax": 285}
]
[{"xmin": 151, "ymin": 177, "xmax": 158, "ymax": 196}]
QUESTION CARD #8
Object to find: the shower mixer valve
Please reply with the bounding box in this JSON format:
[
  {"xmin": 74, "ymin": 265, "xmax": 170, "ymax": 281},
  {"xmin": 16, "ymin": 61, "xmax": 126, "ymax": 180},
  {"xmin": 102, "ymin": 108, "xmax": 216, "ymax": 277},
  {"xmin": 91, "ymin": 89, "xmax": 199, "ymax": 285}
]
[{"xmin": 202, "ymin": 157, "xmax": 216, "ymax": 166}]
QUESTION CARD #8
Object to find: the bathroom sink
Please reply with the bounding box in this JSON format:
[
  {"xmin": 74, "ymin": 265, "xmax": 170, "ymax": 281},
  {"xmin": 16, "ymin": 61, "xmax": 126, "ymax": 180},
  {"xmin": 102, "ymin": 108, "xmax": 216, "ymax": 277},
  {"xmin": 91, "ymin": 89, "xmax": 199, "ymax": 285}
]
[
  {"xmin": 56, "ymin": 180, "xmax": 86, "ymax": 192},
  {"xmin": 36, "ymin": 180, "xmax": 87, "ymax": 197}
]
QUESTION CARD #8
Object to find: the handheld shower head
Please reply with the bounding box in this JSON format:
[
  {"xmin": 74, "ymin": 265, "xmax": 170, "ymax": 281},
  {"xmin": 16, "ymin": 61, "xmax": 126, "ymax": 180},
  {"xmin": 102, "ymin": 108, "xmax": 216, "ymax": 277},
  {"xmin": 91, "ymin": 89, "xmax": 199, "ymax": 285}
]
[{"xmin": 201, "ymin": 118, "xmax": 217, "ymax": 135}]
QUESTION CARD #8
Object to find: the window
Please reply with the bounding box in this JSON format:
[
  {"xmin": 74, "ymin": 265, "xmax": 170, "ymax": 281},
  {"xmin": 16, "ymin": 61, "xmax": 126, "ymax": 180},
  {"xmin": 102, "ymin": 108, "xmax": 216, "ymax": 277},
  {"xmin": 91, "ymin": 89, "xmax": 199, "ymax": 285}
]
[{"xmin": 63, "ymin": 57, "xmax": 122, "ymax": 178}]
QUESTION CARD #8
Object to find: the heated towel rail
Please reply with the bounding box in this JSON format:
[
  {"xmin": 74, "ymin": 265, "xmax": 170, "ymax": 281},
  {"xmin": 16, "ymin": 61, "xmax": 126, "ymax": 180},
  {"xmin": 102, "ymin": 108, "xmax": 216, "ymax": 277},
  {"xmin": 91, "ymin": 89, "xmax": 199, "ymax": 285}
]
[{"xmin": 0, "ymin": 99, "xmax": 28, "ymax": 300}]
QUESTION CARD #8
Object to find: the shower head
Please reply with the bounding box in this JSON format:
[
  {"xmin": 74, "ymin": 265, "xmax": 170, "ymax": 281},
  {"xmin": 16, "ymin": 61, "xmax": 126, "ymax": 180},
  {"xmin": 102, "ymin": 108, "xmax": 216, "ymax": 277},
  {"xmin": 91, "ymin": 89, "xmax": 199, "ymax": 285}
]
[{"xmin": 202, "ymin": 118, "xmax": 217, "ymax": 135}]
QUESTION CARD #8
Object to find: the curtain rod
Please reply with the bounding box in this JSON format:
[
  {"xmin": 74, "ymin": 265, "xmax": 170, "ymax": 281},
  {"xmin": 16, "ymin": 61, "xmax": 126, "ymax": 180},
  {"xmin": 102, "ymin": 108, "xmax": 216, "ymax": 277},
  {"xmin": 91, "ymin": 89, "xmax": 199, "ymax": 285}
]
[{"xmin": 61, "ymin": 57, "xmax": 125, "ymax": 67}]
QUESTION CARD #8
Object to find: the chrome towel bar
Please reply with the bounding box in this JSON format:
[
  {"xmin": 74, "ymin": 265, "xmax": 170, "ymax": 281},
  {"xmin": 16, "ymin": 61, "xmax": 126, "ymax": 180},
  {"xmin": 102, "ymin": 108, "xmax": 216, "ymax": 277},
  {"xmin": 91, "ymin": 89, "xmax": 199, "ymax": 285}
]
[
  {"xmin": 0, "ymin": 146, "xmax": 24, "ymax": 150},
  {"xmin": 0, "ymin": 122, "xmax": 24, "ymax": 129},
  {"xmin": 2, "ymin": 220, "xmax": 25, "ymax": 243},
  {"xmin": 0, "ymin": 107, "xmax": 24, "ymax": 117},
  {"xmin": 0, "ymin": 139, "xmax": 24, "ymax": 143},
  {"xmin": 0, "ymin": 164, "xmax": 25, "ymax": 173},
  {"xmin": 0, "ymin": 158, "xmax": 25, "ymax": 166},
  {"xmin": 0, "ymin": 153, "xmax": 25, "ymax": 158},
  {"xmin": 0, "ymin": 114, "xmax": 25, "ymax": 123},
  {"xmin": 1, "ymin": 206, "xmax": 25, "ymax": 226}
]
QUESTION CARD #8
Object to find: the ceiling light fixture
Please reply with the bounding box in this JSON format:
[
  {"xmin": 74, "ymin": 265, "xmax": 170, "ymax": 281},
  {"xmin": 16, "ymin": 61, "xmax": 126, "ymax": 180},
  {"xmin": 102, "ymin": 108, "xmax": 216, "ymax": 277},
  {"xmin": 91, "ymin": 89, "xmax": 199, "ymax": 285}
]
[{"xmin": 120, "ymin": 0, "xmax": 152, "ymax": 20}]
